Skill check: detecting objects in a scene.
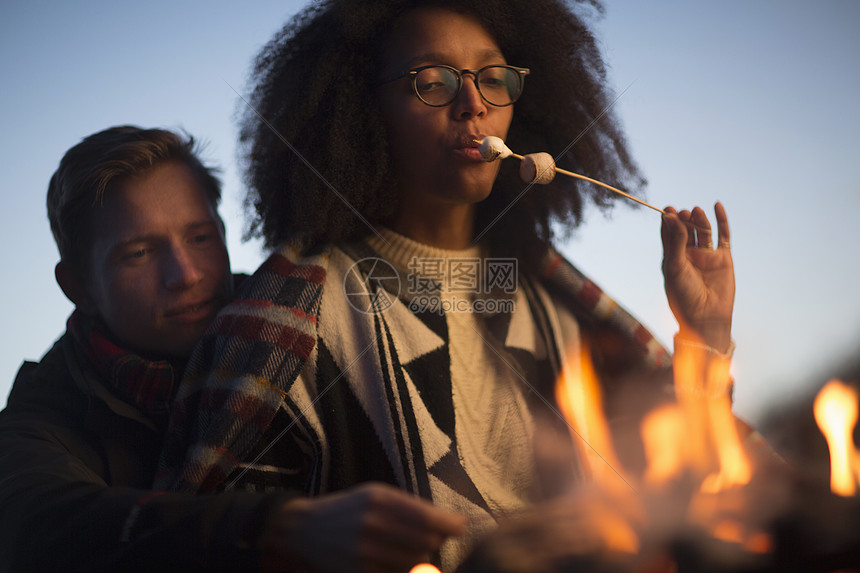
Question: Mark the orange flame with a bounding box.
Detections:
[813,379,860,497]
[641,404,686,487]
[670,338,760,553]
[554,341,640,553]
[555,341,628,487]
[554,336,774,560]
[587,501,641,554]
[639,336,766,553]
[671,339,713,474]
[409,565,441,573]
[700,358,751,492]
[670,338,750,491]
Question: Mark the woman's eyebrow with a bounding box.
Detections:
[401,48,506,69]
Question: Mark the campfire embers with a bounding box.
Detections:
[424,346,860,572]
[541,339,860,572]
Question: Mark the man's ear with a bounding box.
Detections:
[55,261,97,314]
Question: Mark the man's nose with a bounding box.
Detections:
[163,245,203,290]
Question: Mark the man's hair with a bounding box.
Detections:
[47,125,222,268]
[240,0,645,264]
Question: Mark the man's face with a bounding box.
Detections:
[81,160,231,360]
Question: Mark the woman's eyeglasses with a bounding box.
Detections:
[379,64,530,107]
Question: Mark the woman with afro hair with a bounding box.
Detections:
[156,0,737,570]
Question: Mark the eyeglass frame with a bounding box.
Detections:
[378,64,531,107]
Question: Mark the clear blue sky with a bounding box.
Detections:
[2,1,859,426]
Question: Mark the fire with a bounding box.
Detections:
[813,379,860,497]
[641,404,686,487]
[409,565,441,573]
[552,335,767,563]
[670,339,757,548]
[671,337,751,489]
[549,335,860,568]
[586,500,641,554]
[554,341,640,553]
[700,359,752,492]
[555,341,628,486]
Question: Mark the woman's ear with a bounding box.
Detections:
[55,261,97,314]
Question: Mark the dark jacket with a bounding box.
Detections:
[0,332,294,572]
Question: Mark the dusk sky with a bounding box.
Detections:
[2,0,858,427]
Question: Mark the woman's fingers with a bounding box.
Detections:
[677,209,695,249]
[715,201,731,249]
[690,207,712,249]
[666,204,730,251]
[660,207,686,275]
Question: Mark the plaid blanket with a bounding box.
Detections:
[154,242,669,493]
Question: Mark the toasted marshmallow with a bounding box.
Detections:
[478,136,512,162]
[519,152,556,184]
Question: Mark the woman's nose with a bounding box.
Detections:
[452,73,488,120]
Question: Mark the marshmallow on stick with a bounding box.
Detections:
[476,137,665,215]
[519,152,556,185]
[479,135,513,161]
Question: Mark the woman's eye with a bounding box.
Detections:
[480,77,507,90]
[418,81,445,92]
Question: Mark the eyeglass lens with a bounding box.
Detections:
[414,66,521,106]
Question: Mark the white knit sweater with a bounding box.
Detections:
[368,228,545,566]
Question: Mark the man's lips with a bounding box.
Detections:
[164,299,215,320]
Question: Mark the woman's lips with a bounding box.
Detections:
[452,134,487,162]
[453,147,485,161]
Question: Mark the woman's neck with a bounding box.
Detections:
[391,198,476,250]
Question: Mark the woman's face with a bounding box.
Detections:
[378,7,514,211]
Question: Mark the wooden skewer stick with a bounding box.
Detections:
[507,151,665,215]
[477,139,716,236]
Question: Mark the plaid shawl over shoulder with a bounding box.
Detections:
[155,245,327,492]
[155,244,669,493]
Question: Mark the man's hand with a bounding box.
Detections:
[261,482,467,573]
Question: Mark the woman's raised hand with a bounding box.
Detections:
[660,202,735,352]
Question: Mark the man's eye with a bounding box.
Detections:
[191,233,214,245]
[124,248,149,261]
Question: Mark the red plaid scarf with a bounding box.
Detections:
[69,311,179,424]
